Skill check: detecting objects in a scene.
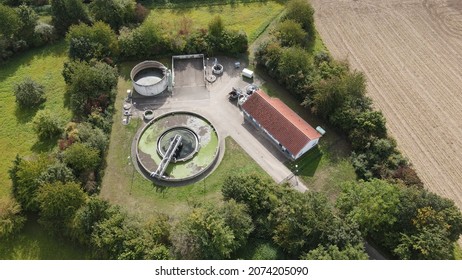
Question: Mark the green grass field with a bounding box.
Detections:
[0,216,89,260]
[148,1,285,43]
[0,41,71,199]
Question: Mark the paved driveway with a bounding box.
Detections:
[136,57,308,192]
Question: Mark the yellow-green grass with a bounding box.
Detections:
[0,216,89,260]
[258,69,356,202]
[149,1,285,43]
[0,41,71,199]
[100,63,271,219]
[455,244,462,260]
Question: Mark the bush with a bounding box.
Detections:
[16,4,38,45]
[63,142,100,174]
[32,109,64,140]
[50,0,90,36]
[284,0,315,44]
[89,0,136,31]
[63,60,118,116]
[76,122,108,155]
[33,23,55,47]
[14,77,46,108]
[273,19,307,47]
[0,197,26,240]
[67,21,119,61]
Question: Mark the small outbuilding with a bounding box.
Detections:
[241,89,322,160]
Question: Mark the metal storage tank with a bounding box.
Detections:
[130,61,169,96]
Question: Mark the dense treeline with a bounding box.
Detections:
[254,0,462,258]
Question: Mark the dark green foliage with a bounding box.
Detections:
[90,207,171,260]
[351,138,406,179]
[14,77,46,108]
[89,0,136,31]
[16,4,38,45]
[0,4,21,40]
[32,109,64,140]
[67,21,119,61]
[337,179,462,259]
[0,197,26,240]
[274,19,307,47]
[37,162,76,186]
[63,60,118,116]
[172,200,253,259]
[75,122,108,155]
[36,181,87,235]
[302,244,368,260]
[284,0,315,44]
[50,0,90,36]
[271,191,337,257]
[208,15,224,37]
[71,196,112,245]
[222,174,287,238]
[10,155,52,212]
[336,179,401,236]
[63,142,100,174]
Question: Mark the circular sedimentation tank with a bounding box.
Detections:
[131,61,168,96]
[136,111,220,182]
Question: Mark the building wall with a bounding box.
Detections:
[295,138,319,160]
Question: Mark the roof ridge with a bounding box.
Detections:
[257,90,317,140]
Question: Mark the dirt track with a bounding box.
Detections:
[311,0,462,209]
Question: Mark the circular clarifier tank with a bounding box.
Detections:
[136,112,220,182]
[131,61,168,96]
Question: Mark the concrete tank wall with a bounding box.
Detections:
[131,61,168,96]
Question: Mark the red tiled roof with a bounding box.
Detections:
[242,89,321,156]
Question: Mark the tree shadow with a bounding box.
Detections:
[14,104,44,124]
[31,138,58,153]
[287,146,323,177]
[0,41,67,84]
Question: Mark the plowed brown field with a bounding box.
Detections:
[311,0,462,209]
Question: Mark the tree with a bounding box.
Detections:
[10,154,52,212]
[32,109,64,140]
[72,196,112,245]
[37,161,76,185]
[274,19,307,47]
[284,0,315,44]
[63,142,100,174]
[277,46,314,96]
[63,61,118,116]
[76,122,108,155]
[14,77,46,108]
[0,197,26,239]
[336,179,401,236]
[67,21,119,61]
[90,207,171,260]
[172,201,253,260]
[16,4,38,45]
[302,244,368,260]
[0,4,21,40]
[222,174,288,238]
[36,181,87,235]
[89,0,136,31]
[208,15,224,38]
[50,0,90,36]
[271,191,337,257]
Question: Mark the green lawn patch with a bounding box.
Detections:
[0,216,89,260]
[455,243,462,260]
[147,1,285,43]
[0,41,71,199]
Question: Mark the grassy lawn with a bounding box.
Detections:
[0,41,71,199]
[148,1,285,43]
[258,69,356,201]
[0,216,89,260]
[455,244,462,260]
[101,63,271,218]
